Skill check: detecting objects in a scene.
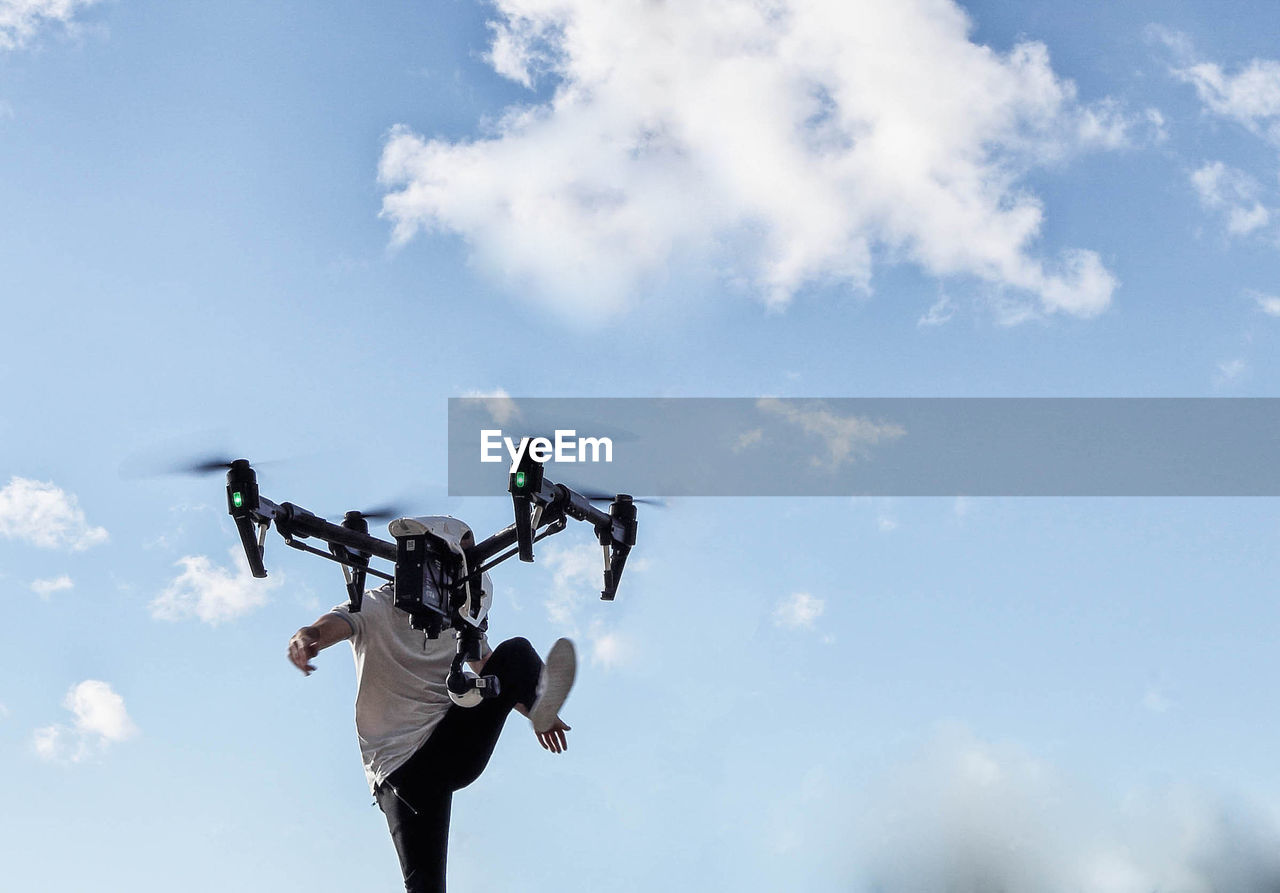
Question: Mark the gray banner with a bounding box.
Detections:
[447,398,1280,496]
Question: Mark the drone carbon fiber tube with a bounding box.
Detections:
[275,504,398,563]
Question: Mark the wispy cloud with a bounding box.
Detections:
[1216,356,1247,386]
[757,398,905,469]
[32,679,137,763]
[1142,686,1174,714]
[587,619,632,669]
[0,477,108,550]
[539,541,635,667]
[1173,55,1280,138]
[460,388,522,425]
[1249,289,1280,316]
[30,574,73,598]
[851,495,900,533]
[1143,107,1169,143]
[733,428,764,453]
[845,726,1280,892]
[917,294,956,327]
[1160,31,1280,241]
[772,591,824,630]
[1190,161,1271,236]
[150,547,280,625]
[0,0,99,51]
[380,0,1125,323]
[540,541,602,630]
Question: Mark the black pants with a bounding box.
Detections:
[374,637,543,893]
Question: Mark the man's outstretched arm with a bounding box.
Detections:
[287,613,353,675]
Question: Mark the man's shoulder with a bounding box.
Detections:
[328,584,393,633]
[355,583,394,617]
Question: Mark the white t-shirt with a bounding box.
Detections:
[328,583,490,791]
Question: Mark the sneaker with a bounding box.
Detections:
[529,638,576,733]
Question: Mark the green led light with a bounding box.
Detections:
[232,491,243,508]
[514,472,526,488]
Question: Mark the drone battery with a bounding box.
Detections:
[393,533,452,620]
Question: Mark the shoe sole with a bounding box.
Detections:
[529,638,576,733]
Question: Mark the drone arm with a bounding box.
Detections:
[556,485,611,527]
[483,475,637,599]
[470,489,575,567]
[547,481,637,599]
[274,503,397,563]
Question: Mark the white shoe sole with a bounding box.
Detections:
[529,638,576,733]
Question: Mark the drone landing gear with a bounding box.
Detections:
[332,511,372,613]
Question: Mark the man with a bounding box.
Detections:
[286,515,576,893]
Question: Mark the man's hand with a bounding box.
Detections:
[535,717,571,754]
[288,628,320,675]
[285,615,353,676]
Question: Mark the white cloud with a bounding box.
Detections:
[587,619,632,669]
[1190,161,1240,206]
[1175,57,1280,136]
[1142,687,1173,714]
[1149,25,1195,62]
[844,726,1280,893]
[1216,357,1247,385]
[758,398,906,469]
[1144,107,1169,143]
[1191,161,1271,237]
[539,542,636,667]
[460,388,522,425]
[1074,98,1132,150]
[917,294,956,327]
[30,574,73,598]
[733,428,764,452]
[1164,36,1280,242]
[0,0,99,51]
[380,0,1123,322]
[1229,203,1271,236]
[150,547,280,625]
[0,477,108,550]
[1250,290,1280,316]
[772,591,824,629]
[33,679,137,763]
[540,540,603,629]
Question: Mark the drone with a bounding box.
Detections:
[212,446,639,707]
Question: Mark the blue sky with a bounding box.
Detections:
[4,0,1280,889]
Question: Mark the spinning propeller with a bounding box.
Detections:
[330,504,409,524]
[578,490,665,507]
